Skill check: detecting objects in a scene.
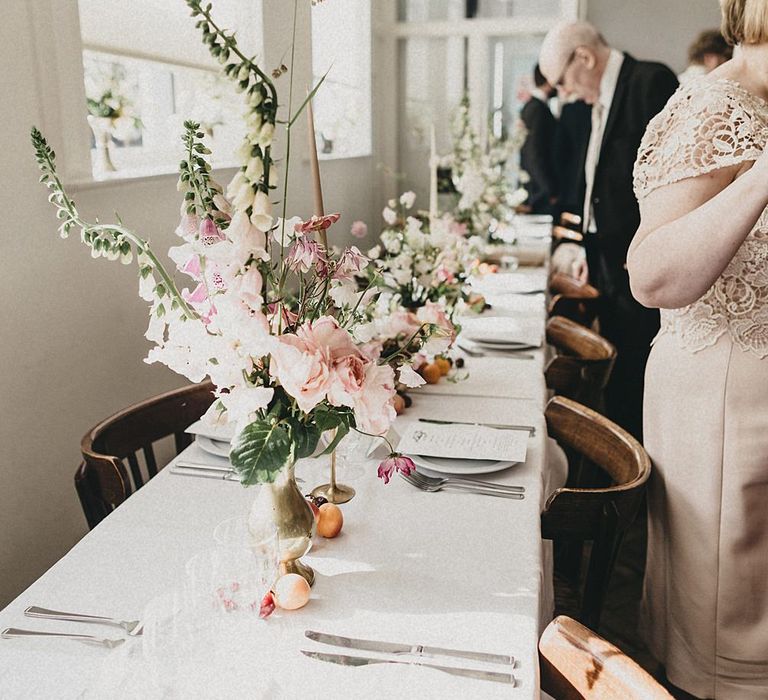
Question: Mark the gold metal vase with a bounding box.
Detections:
[247,460,316,586]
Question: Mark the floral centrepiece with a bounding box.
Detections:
[31,0,422,487]
[448,95,528,243]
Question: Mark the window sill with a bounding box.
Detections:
[67,162,239,192]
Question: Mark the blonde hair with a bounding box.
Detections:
[721,0,768,45]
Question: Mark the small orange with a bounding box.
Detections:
[434,357,451,376]
[420,363,442,384]
[393,393,406,415]
[317,503,344,538]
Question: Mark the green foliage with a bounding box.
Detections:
[230,419,294,486]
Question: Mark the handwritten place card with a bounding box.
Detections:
[396,421,529,462]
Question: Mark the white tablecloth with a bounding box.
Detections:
[0,268,566,699]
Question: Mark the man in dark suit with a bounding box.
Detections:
[553,99,591,218]
[540,21,678,440]
[520,65,558,215]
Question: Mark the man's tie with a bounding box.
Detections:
[582,102,605,234]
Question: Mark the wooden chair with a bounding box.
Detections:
[545,316,616,412]
[540,615,672,700]
[543,397,651,630]
[559,212,583,231]
[548,272,600,328]
[75,381,215,529]
[552,225,584,244]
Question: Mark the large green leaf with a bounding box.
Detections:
[289,419,321,460]
[230,420,293,486]
[318,421,350,456]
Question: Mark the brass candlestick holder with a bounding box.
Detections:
[311,448,355,504]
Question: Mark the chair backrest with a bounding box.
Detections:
[545,316,616,411]
[542,397,651,628]
[539,615,673,700]
[76,381,215,528]
[548,273,600,328]
[559,212,582,231]
[552,225,584,244]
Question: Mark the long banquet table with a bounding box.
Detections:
[0,224,566,698]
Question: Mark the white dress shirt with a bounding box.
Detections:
[583,49,625,233]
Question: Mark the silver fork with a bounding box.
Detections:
[401,473,524,499]
[24,606,143,636]
[2,627,125,649]
[412,471,525,495]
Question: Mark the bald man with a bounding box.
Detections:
[540,22,677,440]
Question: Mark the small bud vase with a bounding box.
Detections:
[247,460,316,586]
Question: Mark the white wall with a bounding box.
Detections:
[0,0,377,608]
[587,0,723,74]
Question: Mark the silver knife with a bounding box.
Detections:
[175,461,234,473]
[305,630,514,666]
[169,467,240,481]
[418,417,535,436]
[300,650,515,684]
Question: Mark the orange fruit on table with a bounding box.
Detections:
[434,357,451,376]
[393,393,406,415]
[317,503,344,538]
[273,573,310,610]
[420,363,442,384]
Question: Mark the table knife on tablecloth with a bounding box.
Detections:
[300,650,515,684]
[305,630,514,665]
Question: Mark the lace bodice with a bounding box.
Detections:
[634,77,768,357]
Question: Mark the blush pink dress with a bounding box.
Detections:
[633,77,768,699]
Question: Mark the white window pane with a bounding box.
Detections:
[78,1,261,179]
[476,0,560,18]
[311,0,372,160]
[83,50,244,177]
[398,0,465,22]
[398,37,466,202]
[487,35,543,141]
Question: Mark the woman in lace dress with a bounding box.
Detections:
[627,2,768,698]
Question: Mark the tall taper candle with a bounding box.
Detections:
[307,94,327,248]
[429,123,438,225]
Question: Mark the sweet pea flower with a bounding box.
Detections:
[377,453,415,484]
[399,191,416,208]
[382,206,398,226]
[353,362,396,435]
[350,220,367,238]
[295,213,341,235]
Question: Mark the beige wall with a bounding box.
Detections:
[587,0,723,74]
[0,0,376,608]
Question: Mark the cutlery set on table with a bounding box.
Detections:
[302,630,518,685]
[2,606,143,648]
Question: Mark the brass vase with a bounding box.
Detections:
[247,460,316,586]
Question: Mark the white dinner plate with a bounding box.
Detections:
[409,453,518,476]
[466,337,540,350]
[196,435,231,459]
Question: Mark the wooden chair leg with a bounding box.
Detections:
[582,519,624,629]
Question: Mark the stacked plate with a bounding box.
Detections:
[410,454,518,476]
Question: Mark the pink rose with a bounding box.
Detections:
[350,220,368,238]
[297,316,360,362]
[269,334,331,413]
[352,362,396,435]
[327,354,368,408]
[386,310,422,339]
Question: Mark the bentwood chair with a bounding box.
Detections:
[539,615,672,700]
[545,316,616,412]
[542,397,651,630]
[75,381,215,529]
[548,272,600,328]
[559,212,583,231]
